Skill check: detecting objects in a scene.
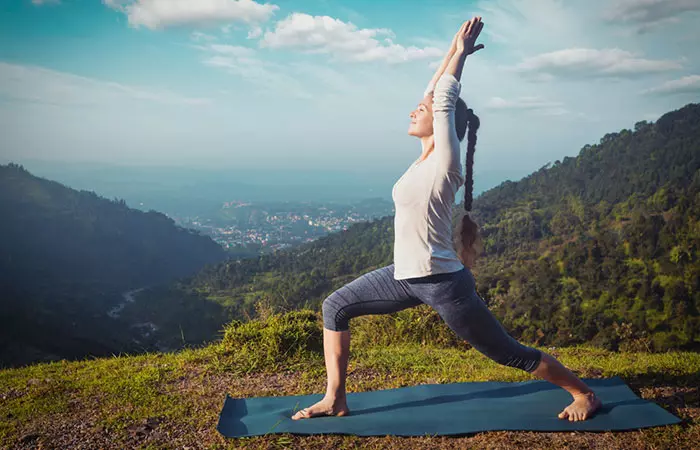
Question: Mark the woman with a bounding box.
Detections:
[292,17,601,422]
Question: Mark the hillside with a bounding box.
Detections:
[473,105,699,222]
[0,310,698,448]
[469,104,699,352]
[166,103,699,353]
[0,163,229,368]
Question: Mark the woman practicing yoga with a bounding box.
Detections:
[292,17,602,422]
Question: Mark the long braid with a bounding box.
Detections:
[463,108,479,211]
[455,106,482,269]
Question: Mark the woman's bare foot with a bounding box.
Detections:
[291,396,350,420]
[558,391,602,421]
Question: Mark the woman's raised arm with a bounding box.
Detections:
[431,17,485,174]
[425,18,485,97]
[445,17,484,83]
[423,30,459,97]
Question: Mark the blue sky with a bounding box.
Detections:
[1,0,699,179]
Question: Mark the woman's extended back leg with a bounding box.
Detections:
[407,267,601,421]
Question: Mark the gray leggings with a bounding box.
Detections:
[322,263,542,373]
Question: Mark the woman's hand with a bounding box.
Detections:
[448,26,460,55]
[445,17,485,81]
[455,17,485,56]
[426,16,485,94]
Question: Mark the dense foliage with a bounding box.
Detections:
[0,164,228,367]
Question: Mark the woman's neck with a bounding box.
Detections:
[419,134,435,162]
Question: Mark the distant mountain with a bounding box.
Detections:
[13,160,525,218]
[0,163,228,367]
[472,104,699,225]
[177,103,700,353]
[14,161,403,216]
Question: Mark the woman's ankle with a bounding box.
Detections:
[572,389,596,398]
[325,389,347,401]
[532,352,594,397]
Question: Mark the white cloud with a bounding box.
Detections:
[604,0,700,33]
[411,37,450,49]
[247,25,262,39]
[260,13,442,64]
[644,74,700,95]
[0,62,210,107]
[475,0,588,48]
[191,31,217,42]
[486,96,562,110]
[206,44,255,57]
[287,62,360,96]
[514,48,682,79]
[485,96,567,115]
[103,0,278,30]
[196,44,311,99]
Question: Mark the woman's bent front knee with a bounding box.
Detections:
[322,293,350,332]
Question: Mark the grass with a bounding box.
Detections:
[1,309,698,449]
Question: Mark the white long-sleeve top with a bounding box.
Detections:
[391,73,465,280]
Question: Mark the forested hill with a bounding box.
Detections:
[472,103,699,224]
[0,163,228,367]
[465,103,699,352]
[0,163,227,291]
[183,102,699,352]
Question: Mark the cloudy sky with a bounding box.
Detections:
[1,0,699,178]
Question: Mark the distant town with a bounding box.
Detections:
[167,198,395,255]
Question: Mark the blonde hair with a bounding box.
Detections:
[454,209,483,269]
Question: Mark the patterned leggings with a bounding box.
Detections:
[322,263,542,373]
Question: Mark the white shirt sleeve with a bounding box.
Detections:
[423,80,436,98]
[431,73,462,174]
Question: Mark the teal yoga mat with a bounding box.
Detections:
[216,376,681,438]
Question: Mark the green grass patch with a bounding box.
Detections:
[1,310,698,448]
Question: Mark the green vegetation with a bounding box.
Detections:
[1,310,698,448]
[0,163,228,367]
[470,105,700,352]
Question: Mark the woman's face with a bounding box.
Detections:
[408,93,433,138]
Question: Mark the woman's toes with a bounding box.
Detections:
[291,398,349,420]
[293,408,312,420]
